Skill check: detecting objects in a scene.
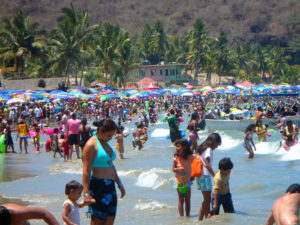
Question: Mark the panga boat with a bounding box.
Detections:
[205,115,300,131]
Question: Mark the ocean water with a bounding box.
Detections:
[0,116,299,225]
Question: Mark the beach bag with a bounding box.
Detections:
[191,157,203,177]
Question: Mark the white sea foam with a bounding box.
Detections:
[118,169,141,177]
[134,200,173,211]
[276,143,300,161]
[49,161,82,175]
[151,128,170,138]
[135,168,171,189]
[218,133,243,151]
[254,141,280,155]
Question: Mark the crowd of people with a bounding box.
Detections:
[0,93,299,224]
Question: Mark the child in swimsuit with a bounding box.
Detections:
[62,180,87,225]
[243,124,256,159]
[283,135,296,151]
[115,126,129,159]
[132,123,143,150]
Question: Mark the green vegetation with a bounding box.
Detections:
[0,5,299,88]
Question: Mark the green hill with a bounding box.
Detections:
[0,0,299,45]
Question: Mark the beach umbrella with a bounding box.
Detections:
[130,96,138,100]
[203,86,212,90]
[99,90,112,95]
[216,89,225,94]
[178,88,189,93]
[181,92,193,97]
[145,82,160,90]
[186,84,195,90]
[100,95,110,100]
[137,92,150,98]
[193,91,202,96]
[7,98,25,104]
[107,94,119,98]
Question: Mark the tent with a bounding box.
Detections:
[137,77,157,88]
[145,82,160,89]
[241,81,255,87]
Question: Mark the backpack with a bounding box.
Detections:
[191,157,203,178]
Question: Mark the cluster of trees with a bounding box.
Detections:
[0,5,299,88]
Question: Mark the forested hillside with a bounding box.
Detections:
[0,0,299,45]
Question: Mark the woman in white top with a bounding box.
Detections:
[195,133,222,221]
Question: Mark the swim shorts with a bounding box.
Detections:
[196,175,212,191]
[88,177,117,220]
[68,134,79,145]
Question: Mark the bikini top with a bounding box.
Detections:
[92,136,116,168]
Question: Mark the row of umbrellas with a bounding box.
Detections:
[1,83,299,104]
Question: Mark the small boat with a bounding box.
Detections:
[205,116,300,131]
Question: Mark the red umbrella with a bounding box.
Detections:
[146,82,160,89]
[193,91,202,96]
[99,90,111,95]
[186,84,195,90]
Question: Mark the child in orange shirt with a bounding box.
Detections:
[172,139,195,217]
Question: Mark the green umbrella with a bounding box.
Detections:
[100,95,110,100]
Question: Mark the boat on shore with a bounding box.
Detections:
[205,115,300,130]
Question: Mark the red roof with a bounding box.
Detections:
[137,77,157,87]
[241,81,255,87]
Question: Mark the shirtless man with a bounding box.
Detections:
[0,203,59,225]
[266,183,300,225]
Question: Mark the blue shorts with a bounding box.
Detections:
[88,177,117,220]
[196,175,212,191]
[19,136,28,139]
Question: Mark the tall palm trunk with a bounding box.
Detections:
[219,73,223,84]
[123,71,128,91]
[80,68,84,86]
[75,66,78,86]
[194,63,199,85]
[65,57,70,88]
[104,64,108,85]
[109,67,113,87]
[206,71,212,85]
[109,68,113,87]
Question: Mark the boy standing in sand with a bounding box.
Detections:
[210,157,234,216]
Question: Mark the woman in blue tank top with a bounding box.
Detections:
[82,118,125,225]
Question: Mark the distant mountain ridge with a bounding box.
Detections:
[1,0,299,45]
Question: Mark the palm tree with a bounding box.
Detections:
[202,39,217,85]
[0,10,43,76]
[215,31,234,84]
[117,33,140,90]
[136,24,156,63]
[253,45,271,81]
[149,20,169,63]
[94,23,125,87]
[50,4,96,87]
[186,19,208,82]
[269,46,291,81]
[25,36,54,78]
[278,65,299,84]
[234,44,255,80]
